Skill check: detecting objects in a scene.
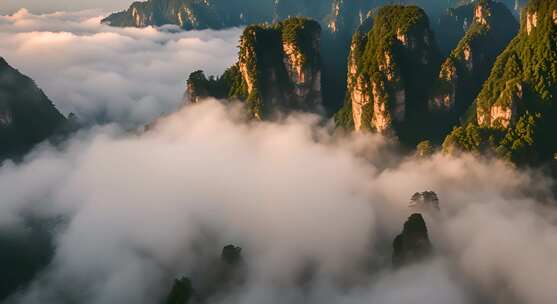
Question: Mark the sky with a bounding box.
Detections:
[1,0,132,15]
[1,2,557,304]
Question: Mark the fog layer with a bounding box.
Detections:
[1,100,555,304]
[0,9,241,126]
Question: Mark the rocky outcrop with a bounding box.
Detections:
[184,18,323,119]
[477,80,522,128]
[409,191,440,211]
[443,0,557,164]
[393,213,433,267]
[526,11,538,35]
[102,0,273,30]
[430,0,518,134]
[282,35,322,105]
[165,277,193,304]
[0,57,67,159]
[474,0,556,130]
[338,5,440,143]
[239,18,323,118]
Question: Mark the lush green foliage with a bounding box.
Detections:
[187,66,246,102]
[476,1,557,113]
[444,0,557,165]
[336,5,440,145]
[103,0,275,29]
[190,17,321,119]
[416,140,435,158]
[281,17,321,67]
[430,0,518,138]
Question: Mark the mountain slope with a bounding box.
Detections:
[335,5,441,145]
[0,57,67,158]
[102,0,274,30]
[429,0,518,138]
[443,0,557,164]
[184,17,323,119]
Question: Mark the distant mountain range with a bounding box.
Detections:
[102,0,526,31]
[3,0,554,167]
[184,0,557,166]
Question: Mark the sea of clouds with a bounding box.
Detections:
[1,8,557,304]
[0,9,241,126]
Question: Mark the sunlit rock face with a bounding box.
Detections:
[443,0,557,163]
[340,5,439,143]
[238,18,323,118]
[474,0,557,131]
[477,82,522,129]
[183,18,323,119]
[282,31,323,106]
[430,0,518,132]
[526,11,538,34]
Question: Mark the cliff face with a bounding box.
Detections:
[336,5,440,144]
[430,0,518,119]
[0,58,67,158]
[185,18,323,119]
[474,0,556,129]
[443,0,557,164]
[238,18,324,118]
[102,0,274,30]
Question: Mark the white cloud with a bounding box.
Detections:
[1,7,556,304]
[1,100,556,304]
[0,0,132,15]
[0,9,241,126]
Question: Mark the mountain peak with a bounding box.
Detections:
[0,58,67,159]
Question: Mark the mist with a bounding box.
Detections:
[1,6,557,304]
[0,99,555,304]
[0,9,241,126]
[0,0,132,15]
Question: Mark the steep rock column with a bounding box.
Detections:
[342,6,439,137]
[281,18,323,110]
[392,213,433,267]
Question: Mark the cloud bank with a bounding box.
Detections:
[1,0,132,15]
[0,9,241,126]
[1,100,556,304]
[1,7,556,304]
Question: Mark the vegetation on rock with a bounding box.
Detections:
[186,17,323,119]
[429,0,519,140]
[444,0,557,165]
[335,5,440,145]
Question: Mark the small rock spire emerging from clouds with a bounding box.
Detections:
[392,213,433,267]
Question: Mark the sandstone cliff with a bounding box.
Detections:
[430,0,518,121]
[443,0,557,164]
[474,0,556,129]
[336,5,440,145]
[185,18,323,119]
